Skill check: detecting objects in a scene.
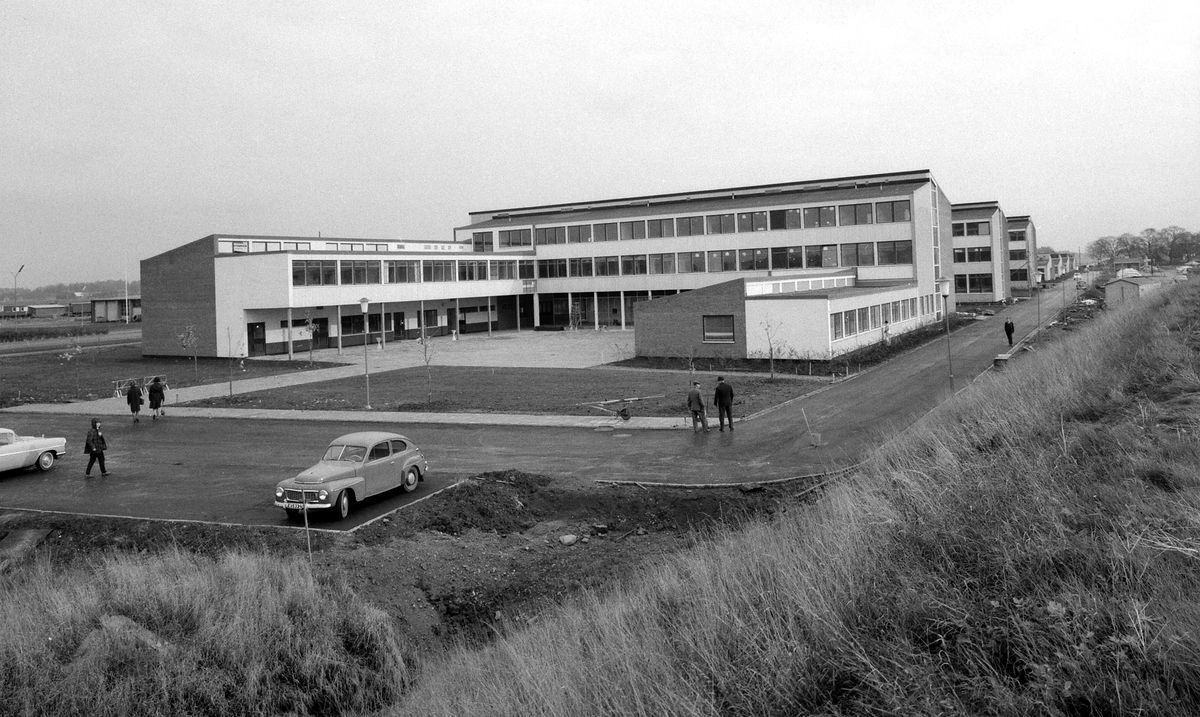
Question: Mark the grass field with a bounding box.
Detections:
[0,344,339,408]
[183,364,825,417]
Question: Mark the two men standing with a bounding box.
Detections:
[687,377,736,433]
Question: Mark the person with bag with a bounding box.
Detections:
[84,418,110,477]
[686,381,710,433]
[148,376,168,419]
[126,379,143,422]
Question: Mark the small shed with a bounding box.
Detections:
[1104,277,1158,309]
[27,304,67,318]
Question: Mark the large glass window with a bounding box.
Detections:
[877,241,913,265]
[953,248,967,262]
[1011,268,1029,281]
[840,242,875,267]
[490,260,517,280]
[739,248,769,271]
[518,260,535,279]
[386,260,420,283]
[706,214,736,234]
[619,221,646,241]
[676,216,706,236]
[875,200,912,223]
[737,211,768,232]
[769,209,802,230]
[537,259,567,278]
[594,223,619,242]
[567,225,592,243]
[647,218,674,238]
[838,203,873,226]
[677,251,706,273]
[1009,249,1027,260]
[967,247,992,262]
[458,260,488,281]
[803,206,837,228]
[702,315,735,343]
[595,256,620,276]
[569,257,593,277]
[340,260,381,285]
[499,229,531,247]
[953,221,991,237]
[649,253,676,274]
[621,254,648,275]
[472,231,493,252]
[805,244,838,267]
[707,250,737,272]
[535,226,566,245]
[831,313,844,340]
[1008,230,1026,242]
[422,260,456,282]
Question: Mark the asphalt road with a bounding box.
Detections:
[0,284,1076,532]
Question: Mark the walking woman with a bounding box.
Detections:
[84,418,110,477]
[126,379,143,422]
[148,376,168,419]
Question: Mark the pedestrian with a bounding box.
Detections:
[84,418,110,477]
[126,379,144,422]
[686,381,710,433]
[1004,319,1015,347]
[148,376,168,419]
[714,375,735,432]
[882,320,891,346]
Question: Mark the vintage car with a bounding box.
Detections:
[274,431,427,520]
[0,428,67,473]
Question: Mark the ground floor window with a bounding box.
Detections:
[702,315,735,343]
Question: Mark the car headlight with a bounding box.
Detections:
[318,489,328,501]
[275,487,284,499]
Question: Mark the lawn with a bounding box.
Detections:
[184,365,826,417]
[0,344,340,408]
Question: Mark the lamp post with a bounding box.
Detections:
[11,264,23,295]
[359,297,372,409]
[938,278,954,394]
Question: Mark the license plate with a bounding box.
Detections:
[284,502,306,510]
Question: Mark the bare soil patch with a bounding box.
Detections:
[183,365,824,417]
[0,471,799,655]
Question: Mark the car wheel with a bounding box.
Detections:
[401,468,419,493]
[35,451,56,471]
[334,490,352,519]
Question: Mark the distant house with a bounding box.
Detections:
[91,296,142,322]
[950,201,1010,304]
[1006,216,1038,293]
[1105,277,1158,309]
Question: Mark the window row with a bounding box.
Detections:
[952,221,991,237]
[830,297,923,340]
[471,200,913,251]
[952,246,993,263]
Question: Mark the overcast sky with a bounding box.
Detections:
[3,1,1198,288]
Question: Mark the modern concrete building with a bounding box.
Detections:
[1006,215,1038,292]
[950,202,1010,304]
[141,169,956,359]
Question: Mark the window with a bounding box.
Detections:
[649,253,676,274]
[472,231,493,252]
[499,229,531,247]
[953,248,967,262]
[737,211,768,232]
[621,255,648,275]
[386,260,420,283]
[706,214,736,234]
[769,246,804,270]
[739,248,769,271]
[840,242,875,267]
[967,247,992,262]
[292,262,305,286]
[647,218,674,238]
[954,221,991,237]
[593,222,619,242]
[805,244,838,267]
[340,260,381,285]
[831,313,844,340]
[567,225,592,243]
[490,260,517,280]
[458,260,488,281]
[876,200,912,223]
[707,250,737,272]
[677,251,706,273]
[1009,249,1027,260]
[1008,230,1026,242]
[535,226,566,245]
[844,309,857,336]
[282,242,310,251]
[518,260,535,279]
[877,241,913,265]
[569,257,593,277]
[857,308,870,332]
[838,203,873,226]
[422,260,455,282]
[803,206,837,228]
[769,209,802,230]
[955,273,995,294]
[676,216,706,236]
[619,221,646,241]
[369,443,390,461]
[1011,268,1028,281]
[341,314,365,335]
[595,256,620,276]
[703,315,735,343]
[537,259,567,278]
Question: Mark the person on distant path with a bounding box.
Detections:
[687,381,710,433]
[714,376,735,432]
[882,320,891,346]
[148,376,168,419]
[1004,319,1015,347]
[126,379,143,422]
[84,418,110,477]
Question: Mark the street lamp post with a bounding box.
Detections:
[359,297,372,409]
[11,264,23,295]
[939,278,954,394]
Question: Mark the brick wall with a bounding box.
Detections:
[140,237,218,357]
[634,280,747,360]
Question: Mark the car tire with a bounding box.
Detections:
[35,451,55,471]
[334,490,352,519]
[402,468,419,493]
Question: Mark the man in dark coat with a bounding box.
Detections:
[84,418,110,477]
[686,381,709,433]
[714,376,735,432]
[1004,319,1015,347]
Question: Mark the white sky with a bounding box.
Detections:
[3,0,1198,288]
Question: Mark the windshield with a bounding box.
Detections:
[322,444,366,462]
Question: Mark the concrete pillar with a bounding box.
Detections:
[619,290,626,329]
[286,307,293,360]
[593,291,600,329]
[533,293,541,328]
[487,295,493,337]
[380,302,386,350]
[455,297,461,338]
[336,305,342,355]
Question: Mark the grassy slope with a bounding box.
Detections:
[393,283,1200,716]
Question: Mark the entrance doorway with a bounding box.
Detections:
[247,322,266,356]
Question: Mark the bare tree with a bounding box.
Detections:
[420,323,436,406]
[177,324,199,380]
[224,326,246,397]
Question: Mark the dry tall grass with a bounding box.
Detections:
[395,283,1200,716]
[0,549,409,716]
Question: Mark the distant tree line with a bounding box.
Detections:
[1086,227,1198,266]
[1,279,140,305]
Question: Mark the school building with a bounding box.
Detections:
[141,169,963,359]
